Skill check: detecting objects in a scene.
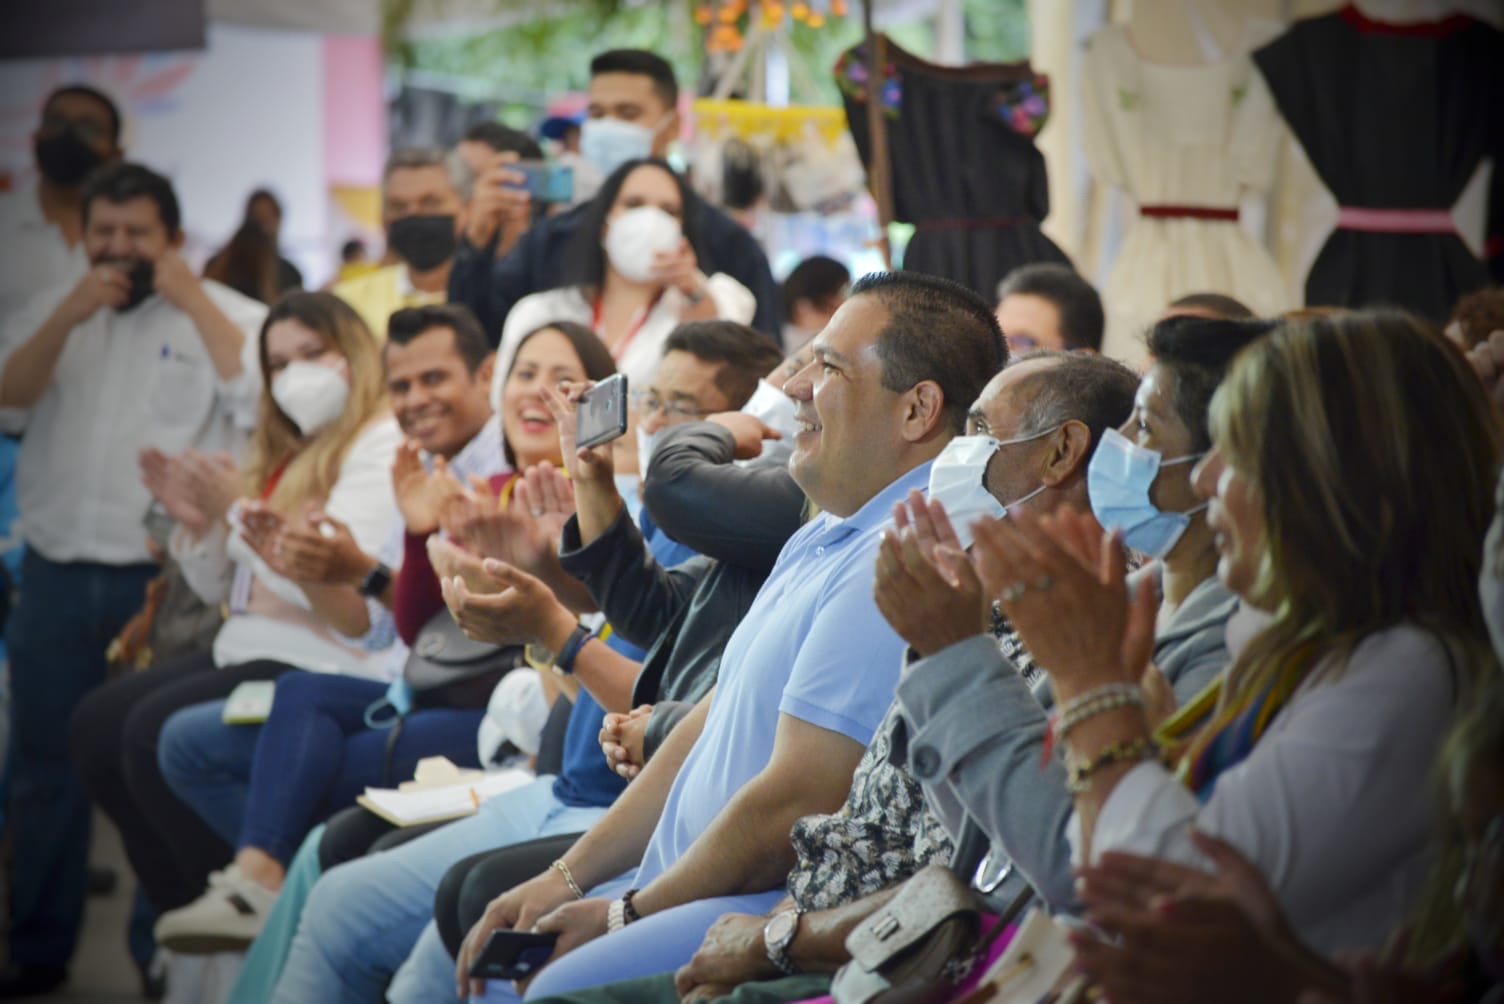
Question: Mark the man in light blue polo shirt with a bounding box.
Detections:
[433,271,1007,1004]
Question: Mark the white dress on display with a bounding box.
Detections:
[1082,23,1292,364]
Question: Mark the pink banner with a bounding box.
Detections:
[322,34,385,188]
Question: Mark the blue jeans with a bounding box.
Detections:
[160,672,484,864]
[513,891,781,1002]
[271,777,608,1004]
[4,550,154,967]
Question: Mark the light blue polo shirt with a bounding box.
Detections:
[634,460,933,885]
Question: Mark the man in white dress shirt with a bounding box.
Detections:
[0,161,266,996]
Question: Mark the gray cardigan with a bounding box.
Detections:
[895,568,1238,910]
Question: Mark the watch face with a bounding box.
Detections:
[766,910,796,947]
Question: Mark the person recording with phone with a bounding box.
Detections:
[0,161,266,996]
[454,122,549,266]
[447,49,780,343]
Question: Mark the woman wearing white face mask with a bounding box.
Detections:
[490,158,757,415]
[70,292,402,940]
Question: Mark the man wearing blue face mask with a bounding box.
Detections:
[448,50,781,345]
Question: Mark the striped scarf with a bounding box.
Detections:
[1155,645,1314,802]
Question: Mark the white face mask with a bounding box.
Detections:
[272,360,350,436]
[740,378,799,444]
[603,205,683,284]
[580,116,664,177]
[928,426,1060,548]
[614,473,643,520]
[636,424,659,476]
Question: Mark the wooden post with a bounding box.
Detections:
[862,2,894,269]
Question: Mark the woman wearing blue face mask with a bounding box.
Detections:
[1087,315,1277,629]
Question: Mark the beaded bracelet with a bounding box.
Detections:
[607,888,642,932]
[1065,737,1159,794]
[1056,683,1141,722]
[550,859,584,900]
[1057,690,1144,744]
[1043,683,1144,765]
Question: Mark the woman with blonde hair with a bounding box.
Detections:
[969,309,1499,956]
[70,290,402,950]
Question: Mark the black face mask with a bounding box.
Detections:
[111,259,156,312]
[35,130,106,187]
[387,214,457,272]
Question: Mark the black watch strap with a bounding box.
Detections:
[553,623,593,675]
[357,561,393,598]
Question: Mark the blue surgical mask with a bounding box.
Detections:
[929,427,1057,547]
[580,116,663,177]
[1087,428,1207,559]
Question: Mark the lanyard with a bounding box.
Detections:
[591,292,662,363]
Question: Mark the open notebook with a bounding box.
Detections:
[357,757,535,828]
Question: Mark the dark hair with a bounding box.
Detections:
[462,121,545,160]
[203,222,279,303]
[246,188,282,219]
[663,320,784,409]
[44,84,122,145]
[590,49,679,110]
[782,255,850,323]
[996,263,1104,352]
[501,321,616,466]
[340,238,366,262]
[1147,314,1277,452]
[563,158,702,292]
[386,303,491,374]
[1448,286,1504,350]
[1167,291,1256,321]
[850,271,1008,435]
[81,161,181,236]
[1006,351,1140,455]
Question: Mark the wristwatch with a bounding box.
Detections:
[552,623,594,675]
[356,561,392,598]
[763,908,802,975]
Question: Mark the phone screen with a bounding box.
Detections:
[469,929,559,981]
[513,161,574,203]
[576,373,628,449]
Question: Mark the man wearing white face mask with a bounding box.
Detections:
[0,162,263,994]
[448,49,781,345]
[881,319,1265,923]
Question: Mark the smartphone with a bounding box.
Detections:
[508,160,574,203]
[468,929,559,981]
[576,373,629,449]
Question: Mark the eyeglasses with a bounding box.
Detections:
[631,390,714,420]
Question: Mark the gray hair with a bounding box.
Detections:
[1008,351,1139,454]
[382,146,473,202]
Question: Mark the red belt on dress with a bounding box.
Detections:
[1139,205,1239,221]
[1335,206,1454,234]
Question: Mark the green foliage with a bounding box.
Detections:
[386,0,1030,111]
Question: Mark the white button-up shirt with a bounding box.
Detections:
[0,279,266,566]
[0,182,89,324]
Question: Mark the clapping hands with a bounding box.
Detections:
[140,448,240,536]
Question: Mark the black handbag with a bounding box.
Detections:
[403,608,526,710]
